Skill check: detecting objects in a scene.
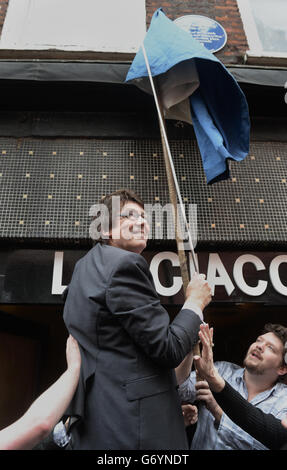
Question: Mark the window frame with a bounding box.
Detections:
[237,0,287,59]
[0,0,146,55]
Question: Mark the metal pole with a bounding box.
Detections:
[141,42,199,279]
[141,43,202,368]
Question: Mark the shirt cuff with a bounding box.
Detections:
[53,421,71,448]
[178,376,196,402]
[182,299,203,321]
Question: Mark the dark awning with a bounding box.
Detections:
[0,61,129,83]
[0,60,286,87]
[227,66,287,87]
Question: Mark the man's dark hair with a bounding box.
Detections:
[263,324,287,378]
[89,188,144,244]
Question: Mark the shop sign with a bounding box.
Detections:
[0,249,287,305]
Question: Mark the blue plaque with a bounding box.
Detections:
[174,15,227,53]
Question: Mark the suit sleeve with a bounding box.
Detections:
[105,253,202,368]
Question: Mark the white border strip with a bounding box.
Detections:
[237,0,287,59]
[237,0,262,54]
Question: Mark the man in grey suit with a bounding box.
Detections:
[63,189,212,450]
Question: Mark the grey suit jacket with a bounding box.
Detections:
[63,243,201,450]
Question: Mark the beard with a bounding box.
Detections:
[243,355,265,375]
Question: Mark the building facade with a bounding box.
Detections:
[0,0,286,434]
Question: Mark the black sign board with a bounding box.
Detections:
[0,249,287,305]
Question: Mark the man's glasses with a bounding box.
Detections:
[118,211,147,222]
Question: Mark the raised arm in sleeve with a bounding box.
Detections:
[106,253,202,368]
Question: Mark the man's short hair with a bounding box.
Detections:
[89,188,144,244]
[263,323,287,375]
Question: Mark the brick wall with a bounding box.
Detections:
[146,0,248,64]
[0,0,8,36]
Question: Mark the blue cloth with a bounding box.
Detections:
[179,361,287,450]
[126,8,250,184]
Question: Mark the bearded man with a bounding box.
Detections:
[176,323,287,450]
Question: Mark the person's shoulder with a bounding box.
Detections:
[116,248,149,272]
[95,244,148,270]
[102,247,150,287]
[274,381,287,398]
[272,382,287,411]
[85,243,131,260]
[215,361,242,376]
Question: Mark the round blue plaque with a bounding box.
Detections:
[174,15,227,53]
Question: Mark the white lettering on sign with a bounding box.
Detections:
[52,251,67,295]
[207,253,235,296]
[233,254,267,296]
[149,251,182,296]
[269,255,287,296]
[51,251,287,298]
